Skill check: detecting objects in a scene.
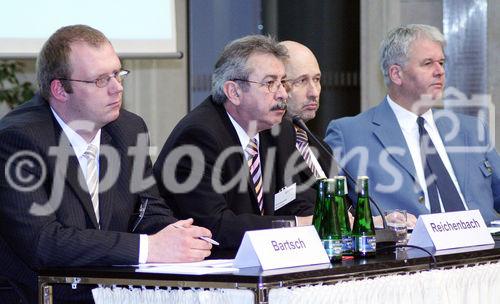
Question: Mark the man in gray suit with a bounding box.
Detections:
[325,24,499,225]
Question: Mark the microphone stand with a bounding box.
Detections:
[291,116,397,246]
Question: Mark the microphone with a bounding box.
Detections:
[291,115,397,247]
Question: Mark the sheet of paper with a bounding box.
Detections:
[117,259,238,275]
[136,259,234,268]
[136,265,238,275]
[113,259,234,268]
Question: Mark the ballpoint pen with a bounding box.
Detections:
[131,198,149,233]
[172,224,220,246]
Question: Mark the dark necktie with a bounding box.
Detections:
[417,116,465,213]
[245,138,264,215]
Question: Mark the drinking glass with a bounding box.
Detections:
[384,209,408,246]
[272,219,296,228]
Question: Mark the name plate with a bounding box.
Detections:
[233,226,330,270]
[408,210,494,251]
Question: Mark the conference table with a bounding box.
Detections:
[38,239,500,304]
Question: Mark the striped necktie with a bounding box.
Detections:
[245,138,264,214]
[296,128,323,179]
[83,144,100,224]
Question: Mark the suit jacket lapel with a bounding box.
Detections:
[43,100,100,228]
[214,104,262,214]
[97,129,114,230]
[58,136,100,229]
[259,130,276,215]
[372,99,418,181]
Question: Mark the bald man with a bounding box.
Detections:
[281,41,322,122]
[280,41,335,185]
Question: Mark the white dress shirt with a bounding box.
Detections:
[227,112,303,224]
[51,108,148,263]
[387,96,467,212]
[227,112,260,159]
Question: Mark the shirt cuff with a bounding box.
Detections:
[138,234,149,264]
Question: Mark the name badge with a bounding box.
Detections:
[408,210,494,251]
[233,226,330,270]
[274,183,296,210]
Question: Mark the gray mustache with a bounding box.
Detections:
[271,100,287,111]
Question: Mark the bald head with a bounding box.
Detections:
[280,41,319,75]
[279,41,321,122]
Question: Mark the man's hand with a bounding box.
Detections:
[406,213,417,229]
[147,218,212,263]
[296,215,313,226]
[373,213,418,229]
[373,215,384,228]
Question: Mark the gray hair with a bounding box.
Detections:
[211,35,288,104]
[379,24,445,86]
[37,25,110,100]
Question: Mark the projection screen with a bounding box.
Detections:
[0,0,178,58]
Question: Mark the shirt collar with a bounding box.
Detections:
[226,111,259,148]
[50,107,101,158]
[387,95,435,132]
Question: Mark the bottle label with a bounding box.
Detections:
[354,236,376,253]
[322,239,342,259]
[341,235,353,253]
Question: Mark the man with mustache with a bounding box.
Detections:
[325,24,499,225]
[154,35,315,249]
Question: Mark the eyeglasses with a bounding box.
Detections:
[56,69,130,88]
[232,78,287,93]
[286,75,321,89]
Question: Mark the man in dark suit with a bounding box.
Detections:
[0,25,211,303]
[325,24,499,225]
[153,35,315,249]
[280,41,336,180]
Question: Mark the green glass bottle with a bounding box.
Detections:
[312,179,327,229]
[352,176,376,257]
[334,176,353,255]
[313,178,342,262]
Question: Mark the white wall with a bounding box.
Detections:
[123,0,188,159]
[7,0,188,160]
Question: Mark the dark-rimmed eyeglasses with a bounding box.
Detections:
[56,69,130,88]
[232,78,286,93]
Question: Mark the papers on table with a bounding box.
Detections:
[134,259,238,275]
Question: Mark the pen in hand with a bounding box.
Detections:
[131,198,149,233]
[172,223,220,246]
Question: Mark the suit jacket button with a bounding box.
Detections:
[418,196,425,204]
